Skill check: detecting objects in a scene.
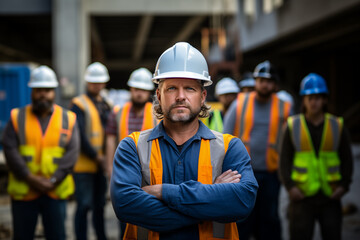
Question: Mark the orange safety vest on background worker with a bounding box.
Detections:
[113,102,156,142]
[8,104,76,200]
[234,92,291,172]
[72,94,104,173]
[122,130,239,240]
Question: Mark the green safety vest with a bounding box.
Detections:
[203,109,223,133]
[288,113,343,196]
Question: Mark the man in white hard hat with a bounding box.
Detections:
[239,72,255,93]
[2,65,79,240]
[105,67,157,178]
[110,42,258,239]
[203,77,239,132]
[71,62,112,240]
[223,61,292,240]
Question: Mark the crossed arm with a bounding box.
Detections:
[110,137,258,232]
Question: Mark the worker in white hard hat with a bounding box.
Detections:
[105,67,157,177]
[2,65,79,240]
[239,72,255,93]
[203,77,239,132]
[110,42,258,239]
[105,67,157,238]
[71,62,112,240]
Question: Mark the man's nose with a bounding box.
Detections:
[176,88,186,101]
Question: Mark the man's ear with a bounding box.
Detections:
[201,89,207,105]
[156,88,161,103]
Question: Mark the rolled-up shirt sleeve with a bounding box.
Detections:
[161,137,258,223]
[110,137,200,232]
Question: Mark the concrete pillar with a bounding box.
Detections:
[53,0,89,107]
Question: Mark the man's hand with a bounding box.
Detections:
[142,185,163,200]
[214,169,241,184]
[288,186,304,201]
[331,186,346,200]
[26,174,54,193]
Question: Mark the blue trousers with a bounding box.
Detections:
[11,195,66,240]
[237,171,282,240]
[74,171,108,240]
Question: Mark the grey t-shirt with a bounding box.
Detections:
[223,98,272,171]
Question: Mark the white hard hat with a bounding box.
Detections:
[127,68,154,91]
[28,65,58,88]
[85,62,110,83]
[152,42,212,86]
[239,78,255,88]
[277,90,294,105]
[215,77,239,96]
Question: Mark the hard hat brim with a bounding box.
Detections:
[152,71,212,86]
[85,75,109,83]
[127,81,154,91]
[28,82,58,88]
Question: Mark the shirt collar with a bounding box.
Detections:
[148,120,216,142]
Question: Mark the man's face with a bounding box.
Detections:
[87,82,106,96]
[157,78,206,123]
[218,93,237,110]
[31,88,55,112]
[303,94,327,115]
[241,87,255,93]
[130,87,151,108]
[255,77,276,98]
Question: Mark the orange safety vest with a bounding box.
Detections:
[113,102,156,142]
[234,92,291,172]
[122,129,239,240]
[8,104,76,200]
[72,94,104,173]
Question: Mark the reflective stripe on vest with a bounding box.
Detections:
[8,104,76,200]
[288,113,343,196]
[123,130,239,240]
[114,102,155,142]
[72,94,103,173]
[234,92,290,172]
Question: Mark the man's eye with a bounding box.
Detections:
[186,87,195,91]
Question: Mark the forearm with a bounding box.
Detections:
[162,179,257,222]
[2,122,30,179]
[162,139,258,222]
[279,126,296,191]
[110,138,200,232]
[338,128,353,191]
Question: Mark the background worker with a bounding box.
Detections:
[203,77,239,132]
[239,72,255,93]
[279,73,353,240]
[2,65,79,240]
[223,60,292,240]
[105,67,156,178]
[110,42,258,239]
[71,62,112,240]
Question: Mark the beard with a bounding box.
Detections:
[132,99,147,109]
[165,101,201,123]
[257,90,273,99]
[32,98,53,114]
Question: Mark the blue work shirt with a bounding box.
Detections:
[110,120,258,240]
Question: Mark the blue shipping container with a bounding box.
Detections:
[0,64,32,149]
